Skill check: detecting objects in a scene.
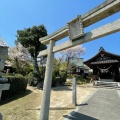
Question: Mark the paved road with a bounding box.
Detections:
[64,88,120,120]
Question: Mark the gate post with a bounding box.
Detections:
[39,40,55,120]
[72,77,77,106]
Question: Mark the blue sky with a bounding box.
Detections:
[0,0,120,61]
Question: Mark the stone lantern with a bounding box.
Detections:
[0,37,10,101]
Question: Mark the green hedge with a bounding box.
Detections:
[2,75,28,99]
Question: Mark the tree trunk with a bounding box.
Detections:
[33,57,40,74]
[65,59,70,78]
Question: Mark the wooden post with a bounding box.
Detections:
[40,40,55,120]
[72,77,77,106]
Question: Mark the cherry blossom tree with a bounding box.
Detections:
[9,42,30,62]
[8,42,31,74]
[57,45,86,72]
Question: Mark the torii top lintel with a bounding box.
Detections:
[39,0,120,45]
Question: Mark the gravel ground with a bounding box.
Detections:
[38,84,96,120]
[0,84,96,120]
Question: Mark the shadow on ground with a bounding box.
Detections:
[77,103,88,107]
[52,86,72,91]
[0,89,32,105]
[63,112,98,120]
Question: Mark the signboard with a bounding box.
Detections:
[68,15,84,40]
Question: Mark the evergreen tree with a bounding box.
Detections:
[15,25,47,74]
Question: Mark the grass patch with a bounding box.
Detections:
[0,89,39,120]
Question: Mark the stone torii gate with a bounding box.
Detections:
[39,0,120,120]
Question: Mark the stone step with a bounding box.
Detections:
[93,81,120,87]
[97,81,119,86]
[100,79,114,82]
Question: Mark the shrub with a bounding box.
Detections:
[26,71,41,86]
[52,69,68,87]
[12,61,34,76]
[2,75,28,99]
[60,71,67,83]
[67,74,72,79]
[76,76,87,84]
[52,76,60,87]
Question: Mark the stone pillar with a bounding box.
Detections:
[40,40,55,120]
[72,77,77,106]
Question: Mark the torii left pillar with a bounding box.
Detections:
[39,40,55,120]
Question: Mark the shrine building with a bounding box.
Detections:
[84,47,120,81]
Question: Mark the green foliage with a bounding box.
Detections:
[27,71,41,86]
[2,75,28,99]
[52,68,67,87]
[16,25,47,58]
[15,24,47,73]
[12,61,33,76]
[76,76,87,84]
[39,66,45,79]
[67,74,72,79]
[59,71,67,83]
[53,67,59,77]
[6,56,13,62]
[52,67,59,87]
[52,76,61,87]
[59,62,67,71]
[3,73,22,78]
[22,63,33,75]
